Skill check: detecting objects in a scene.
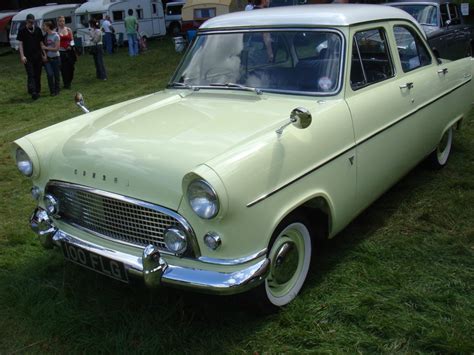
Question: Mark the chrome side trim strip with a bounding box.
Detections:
[198,248,267,266]
[246,145,355,207]
[46,180,201,257]
[247,78,472,207]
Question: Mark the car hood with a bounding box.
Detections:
[46,90,304,210]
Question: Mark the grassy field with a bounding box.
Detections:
[1,40,473,354]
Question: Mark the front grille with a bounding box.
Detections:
[47,182,188,252]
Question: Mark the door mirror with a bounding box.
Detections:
[74,92,90,113]
[290,107,312,129]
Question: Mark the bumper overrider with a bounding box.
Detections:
[30,207,270,295]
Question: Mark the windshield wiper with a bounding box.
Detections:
[168,82,200,91]
[209,82,263,95]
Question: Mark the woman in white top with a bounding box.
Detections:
[89,19,107,80]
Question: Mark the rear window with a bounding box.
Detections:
[167,4,183,16]
[194,8,216,20]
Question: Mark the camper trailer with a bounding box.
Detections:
[75,0,166,47]
[0,11,17,45]
[9,4,79,50]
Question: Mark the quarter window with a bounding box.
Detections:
[350,28,394,90]
[394,26,432,72]
[112,11,124,21]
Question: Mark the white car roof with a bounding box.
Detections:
[201,4,420,30]
[12,4,79,21]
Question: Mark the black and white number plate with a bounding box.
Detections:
[61,242,129,283]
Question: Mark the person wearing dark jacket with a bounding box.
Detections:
[18,13,43,100]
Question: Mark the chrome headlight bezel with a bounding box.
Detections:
[15,147,34,177]
[187,179,220,219]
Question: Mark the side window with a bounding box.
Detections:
[112,11,124,21]
[350,28,394,90]
[152,3,157,14]
[394,26,432,72]
[441,4,449,26]
[448,4,460,25]
[136,9,144,19]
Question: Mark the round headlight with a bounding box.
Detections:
[16,148,33,177]
[164,228,188,255]
[187,179,219,219]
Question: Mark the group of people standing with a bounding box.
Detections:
[18,8,142,100]
[18,13,77,100]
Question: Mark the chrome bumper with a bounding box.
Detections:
[30,208,270,295]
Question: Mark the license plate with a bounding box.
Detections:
[61,242,129,283]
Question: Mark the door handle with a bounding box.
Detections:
[437,68,448,75]
[399,82,414,90]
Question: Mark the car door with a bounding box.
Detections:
[345,24,419,212]
[437,3,458,60]
[393,22,472,142]
[345,22,448,213]
[446,3,471,58]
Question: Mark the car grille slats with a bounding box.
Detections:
[47,184,180,250]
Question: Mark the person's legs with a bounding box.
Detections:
[51,57,61,94]
[105,32,113,54]
[133,34,139,56]
[96,46,107,80]
[93,52,100,78]
[127,34,134,56]
[44,61,55,95]
[32,59,42,95]
[24,60,36,96]
[60,51,70,88]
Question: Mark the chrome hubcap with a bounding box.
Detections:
[272,241,299,285]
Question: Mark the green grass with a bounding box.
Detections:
[1,39,474,353]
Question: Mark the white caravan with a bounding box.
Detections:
[75,0,166,47]
[9,4,79,50]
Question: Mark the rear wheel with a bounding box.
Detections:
[428,126,453,169]
[250,213,313,311]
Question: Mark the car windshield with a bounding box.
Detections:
[392,4,438,26]
[171,30,343,95]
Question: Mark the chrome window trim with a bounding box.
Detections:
[46,180,201,258]
[198,248,267,266]
[169,27,346,97]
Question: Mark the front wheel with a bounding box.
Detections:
[250,214,313,311]
[428,126,453,169]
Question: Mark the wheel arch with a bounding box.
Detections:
[270,192,334,244]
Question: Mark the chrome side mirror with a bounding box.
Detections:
[75,92,90,113]
[276,107,312,135]
[290,107,312,129]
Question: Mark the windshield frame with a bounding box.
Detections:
[168,27,346,97]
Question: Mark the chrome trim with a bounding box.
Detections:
[203,232,222,250]
[46,180,201,258]
[52,229,270,295]
[246,78,472,207]
[30,207,57,249]
[170,28,346,98]
[198,248,267,265]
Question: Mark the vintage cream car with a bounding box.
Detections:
[13,5,474,308]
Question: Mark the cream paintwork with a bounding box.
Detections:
[14,7,474,278]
